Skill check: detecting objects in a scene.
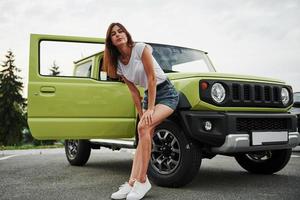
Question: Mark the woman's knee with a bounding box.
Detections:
[137,121,145,133]
[137,122,152,139]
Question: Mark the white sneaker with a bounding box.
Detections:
[126,177,152,200]
[111,182,132,199]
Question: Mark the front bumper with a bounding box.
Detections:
[211,132,299,153]
[179,111,298,151]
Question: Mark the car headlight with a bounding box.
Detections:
[211,83,226,103]
[281,88,290,105]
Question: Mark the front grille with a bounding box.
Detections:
[264,86,271,101]
[236,118,288,132]
[232,84,281,104]
[199,80,293,108]
[244,85,250,100]
[273,87,280,102]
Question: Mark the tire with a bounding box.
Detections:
[234,149,292,174]
[65,139,91,166]
[148,120,202,187]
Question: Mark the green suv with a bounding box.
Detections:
[28,34,299,187]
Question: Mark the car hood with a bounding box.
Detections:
[167,72,285,85]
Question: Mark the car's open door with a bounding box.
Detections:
[28,34,137,139]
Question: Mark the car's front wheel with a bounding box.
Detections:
[234,149,292,174]
[65,139,91,166]
[148,120,202,187]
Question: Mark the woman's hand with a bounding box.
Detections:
[138,111,144,120]
[141,109,154,125]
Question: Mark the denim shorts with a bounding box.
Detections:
[142,78,179,110]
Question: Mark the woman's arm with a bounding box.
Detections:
[121,75,144,119]
[141,46,157,125]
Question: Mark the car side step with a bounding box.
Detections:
[89,139,136,150]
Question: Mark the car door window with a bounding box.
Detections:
[40,41,104,77]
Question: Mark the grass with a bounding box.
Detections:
[0,143,64,150]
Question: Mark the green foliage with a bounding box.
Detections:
[49,60,61,76]
[0,50,27,145]
[0,51,57,147]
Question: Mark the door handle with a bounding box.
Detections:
[40,86,56,93]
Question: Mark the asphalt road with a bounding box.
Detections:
[1,148,300,200]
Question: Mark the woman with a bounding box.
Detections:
[104,23,179,200]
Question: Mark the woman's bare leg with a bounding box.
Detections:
[128,109,147,186]
[136,104,175,182]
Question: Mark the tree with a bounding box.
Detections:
[0,50,26,145]
[49,61,60,76]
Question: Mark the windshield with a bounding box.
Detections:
[150,43,216,73]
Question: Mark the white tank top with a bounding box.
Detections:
[117,42,167,89]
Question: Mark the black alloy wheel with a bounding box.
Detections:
[65,139,91,166]
[148,120,202,188]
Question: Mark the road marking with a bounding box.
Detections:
[292,155,300,158]
[0,155,18,161]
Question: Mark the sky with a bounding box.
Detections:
[0,0,300,97]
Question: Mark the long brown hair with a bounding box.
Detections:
[103,22,134,78]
